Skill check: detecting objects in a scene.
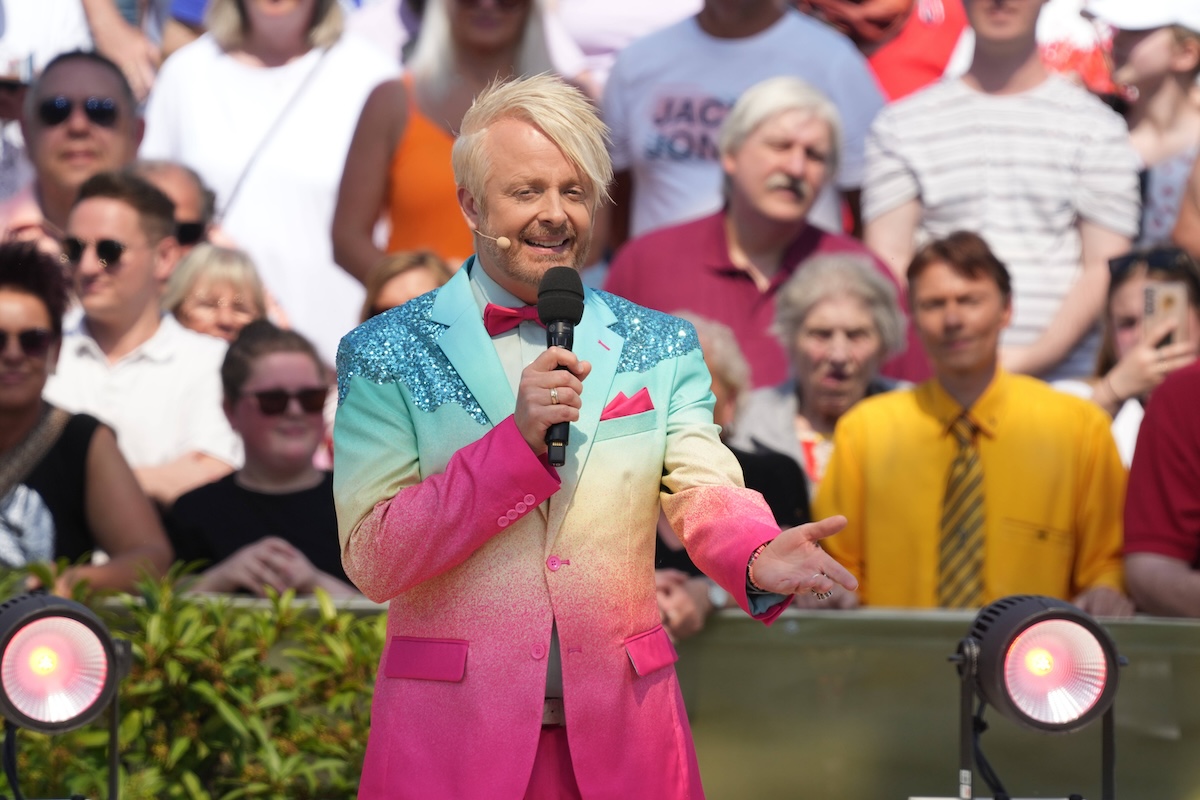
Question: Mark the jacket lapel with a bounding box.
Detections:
[430,265,514,428]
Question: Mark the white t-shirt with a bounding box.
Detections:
[43,315,244,470]
[602,9,885,238]
[865,75,1141,381]
[139,33,399,364]
[555,0,701,94]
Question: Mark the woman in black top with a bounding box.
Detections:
[169,320,356,597]
[0,242,172,592]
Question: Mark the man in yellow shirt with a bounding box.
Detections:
[815,231,1132,615]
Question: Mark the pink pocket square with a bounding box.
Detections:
[600,387,655,421]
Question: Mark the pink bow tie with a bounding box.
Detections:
[483,303,544,337]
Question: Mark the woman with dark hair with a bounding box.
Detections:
[168,320,356,596]
[0,242,172,592]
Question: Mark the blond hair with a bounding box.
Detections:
[206,0,344,52]
[162,243,267,319]
[452,74,612,209]
[361,249,453,322]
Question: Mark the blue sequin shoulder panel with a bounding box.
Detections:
[593,290,700,374]
[335,291,489,426]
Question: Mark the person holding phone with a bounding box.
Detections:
[1056,245,1200,465]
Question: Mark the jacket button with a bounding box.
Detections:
[497,516,509,528]
[547,556,561,571]
[506,509,519,520]
[515,501,528,513]
[523,494,536,506]
[531,643,546,659]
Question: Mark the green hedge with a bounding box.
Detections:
[0,564,385,799]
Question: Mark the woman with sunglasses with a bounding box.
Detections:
[167,319,356,597]
[1057,246,1200,465]
[0,242,172,592]
[332,0,573,283]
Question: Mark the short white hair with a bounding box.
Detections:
[718,76,843,174]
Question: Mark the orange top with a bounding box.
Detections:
[385,78,475,266]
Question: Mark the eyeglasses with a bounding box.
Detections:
[0,328,55,358]
[37,96,119,128]
[60,237,127,269]
[457,0,526,9]
[247,387,328,416]
[175,221,206,246]
[185,293,258,319]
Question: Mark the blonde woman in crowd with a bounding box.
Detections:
[163,244,266,343]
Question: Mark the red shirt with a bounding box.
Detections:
[603,212,930,388]
[1124,360,1200,566]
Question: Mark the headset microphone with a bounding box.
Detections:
[477,231,511,250]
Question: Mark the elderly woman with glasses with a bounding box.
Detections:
[139,0,399,367]
[0,242,171,593]
[167,319,356,597]
[1056,246,1200,465]
[728,252,907,505]
[163,244,267,342]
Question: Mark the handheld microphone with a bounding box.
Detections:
[537,267,585,467]
[476,231,511,250]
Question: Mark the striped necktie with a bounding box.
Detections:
[939,415,985,608]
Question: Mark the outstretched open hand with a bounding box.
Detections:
[751,516,859,598]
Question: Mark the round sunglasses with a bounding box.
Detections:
[60,237,127,269]
[37,96,119,128]
[0,328,55,358]
[246,388,328,416]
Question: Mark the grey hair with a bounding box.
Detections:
[406,0,556,103]
[774,253,906,359]
[672,310,751,404]
[718,76,843,175]
[162,243,267,319]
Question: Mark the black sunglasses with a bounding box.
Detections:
[175,221,206,247]
[0,328,55,358]
[60,237,127,269]
[249,387,328,416]
[37,96,119,128]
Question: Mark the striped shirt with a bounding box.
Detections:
[864,74,1140,380]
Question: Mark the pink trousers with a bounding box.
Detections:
[522,727,581,800]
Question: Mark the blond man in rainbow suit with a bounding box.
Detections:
[334,75,857,800]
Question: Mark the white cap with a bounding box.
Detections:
[1084,0,1200,32]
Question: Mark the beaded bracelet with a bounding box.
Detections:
[747,541,771,593]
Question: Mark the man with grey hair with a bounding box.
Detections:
[606,75,928,388]
[334,73,858,799]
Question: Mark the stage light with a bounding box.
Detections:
[0,593,130,800]
[950,595,1123,800]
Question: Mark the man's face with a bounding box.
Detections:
[963,0,1046,48]
[911,261,1011,380]
[23,60,141,196]
[459,117,595,303]
[66,197,168,327]
[722,109,832,227]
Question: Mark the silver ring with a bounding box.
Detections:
[812,589,833,601]
[550,387,559,405]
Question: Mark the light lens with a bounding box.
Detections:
[1004,618,1108,726]
[1,617,109,725]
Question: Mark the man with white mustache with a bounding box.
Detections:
[606,76,929,389]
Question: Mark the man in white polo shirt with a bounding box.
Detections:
[44,170,241,506]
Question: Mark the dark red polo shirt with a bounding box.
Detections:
[604,211,929,388]
[1125,360,1200,565]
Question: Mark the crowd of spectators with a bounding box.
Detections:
[0,0,1198,643]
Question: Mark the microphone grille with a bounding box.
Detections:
[537,267,585,325]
